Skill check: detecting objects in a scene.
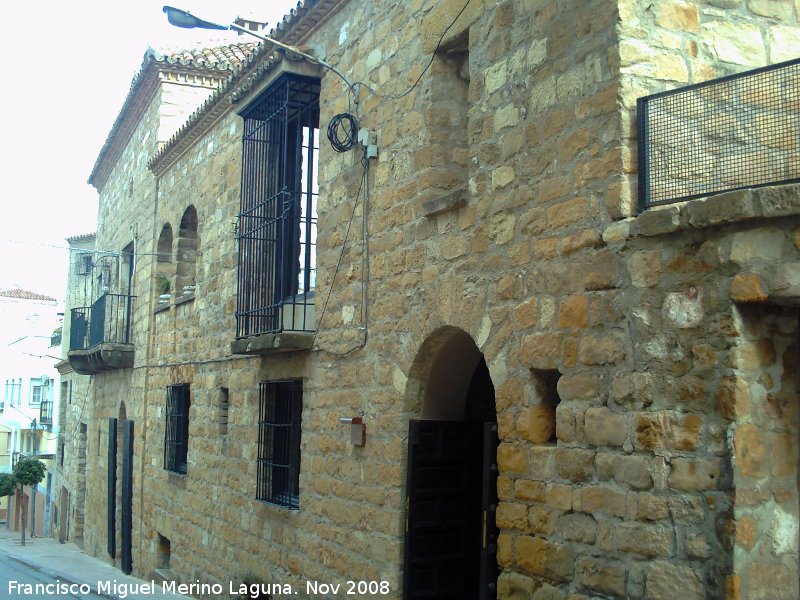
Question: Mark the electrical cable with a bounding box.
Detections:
[327,113,360,153]
[353,0,473,102]
[311,163,367,353]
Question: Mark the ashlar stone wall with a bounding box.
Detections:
[77,0,800,598]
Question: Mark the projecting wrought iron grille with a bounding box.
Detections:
[257,380,302,509]
[236,73,320,338]
[164,384,190,474]
[638,57,800,210]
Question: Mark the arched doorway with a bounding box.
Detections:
[403,328,499,599]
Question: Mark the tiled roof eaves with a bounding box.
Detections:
[65,232,96,243]
[88,47,253,191]
[0,289,57,302]
[148,0,348,176]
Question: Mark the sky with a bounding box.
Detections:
[0,0,299,301]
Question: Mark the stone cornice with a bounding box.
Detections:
[148,0,349,177]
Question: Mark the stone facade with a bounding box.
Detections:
[69,1,800,598]
[54,233,95,546]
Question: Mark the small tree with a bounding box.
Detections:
[0,472,15,498]
[13,458,45,546]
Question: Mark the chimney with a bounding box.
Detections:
[233,16,268,36]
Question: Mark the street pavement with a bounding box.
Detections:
[0,526,192,600]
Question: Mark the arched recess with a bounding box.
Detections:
[403,326,499,600]
[175,206,198,297]
[156,224,173,303]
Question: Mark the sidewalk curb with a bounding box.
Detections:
[4,551,119,599]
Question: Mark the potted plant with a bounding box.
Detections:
[156,273,171,301]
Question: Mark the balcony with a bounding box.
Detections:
[637,58,800,210]
[39,400,53,428]
[67,293,136,375]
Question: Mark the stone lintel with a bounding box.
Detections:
[631,183,800,240]
[67,344,135,375]
[421,0,485,54]
[230,331,315,355]
[422,188,467,218]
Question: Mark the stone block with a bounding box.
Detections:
[556,513,597,544]
[685,189,759,228]
[497,501,528,530]
[668,457,720,491]
[557,295,589,329]
[662,288,704,329]
[584,407,627,447]
[577,485,627,517]
[498,443,528,475]
[634,411,703,451]
[514,479,545,502]
[421,0,484,53]
[547,197,587,229]
[646,561,703,600]
[557,373,597,402]
[758,184,800,218]
[628,250,661,288]
[532,584,564,600]
[528,505,557,535]
[555,447,595,482]
[515,536,574,582]
[578,330,626,365]
[518,404,556,443]
[634,205,682,237]
[729,273,768,303]
[521,333,563,369]
[701,21,766,67]
[596,454,652,490]
[546,483,573,511]
[746,562,800,600]
[614,522,674,557]
[561,229,604,255]
[771,262,800,300]
[576,556,626,597]
[656,1,699,32]
[734,423,767,478]
[728,228,784,265]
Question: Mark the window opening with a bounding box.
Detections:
[236,73,320,337]
[257,380,302,508]
[164,384,190,474]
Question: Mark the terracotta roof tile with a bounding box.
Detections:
[0,289,57,302]
[149,0,347,174]
[88,41,259,189]
[65,232,96,243]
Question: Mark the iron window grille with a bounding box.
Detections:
[257,380,302,509]
[164,384,190,474]
[236,73,320,338]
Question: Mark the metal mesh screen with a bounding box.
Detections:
[638,58,800,209]
[257,380,302,509]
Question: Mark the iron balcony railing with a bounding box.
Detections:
[39,400,53,426]
[69,293,135,350]
[638,57,800,210]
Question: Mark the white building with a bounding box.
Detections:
[0,289,61,535]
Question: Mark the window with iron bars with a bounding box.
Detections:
[164,384,190,474]
[236,73,320,338]
[257,380,302,509]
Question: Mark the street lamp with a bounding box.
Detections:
[162,6,355,92]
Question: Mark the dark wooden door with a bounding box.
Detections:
[121,420,134,575]
[107,418,117,559]
[479,422,500,600]
[403,420,483,600]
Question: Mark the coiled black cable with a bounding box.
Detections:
[327,112,359,153]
